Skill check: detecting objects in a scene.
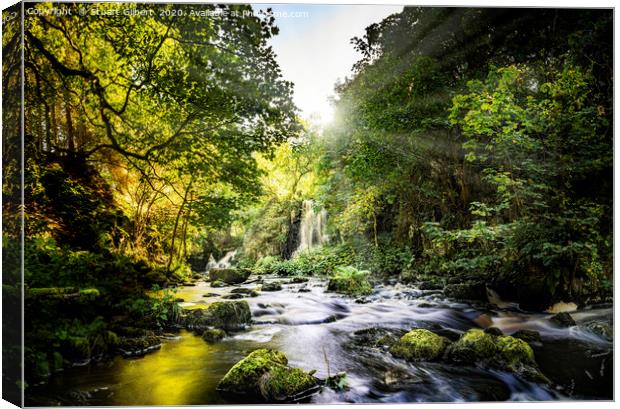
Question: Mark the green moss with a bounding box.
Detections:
[207,301,251,330]
[258,365,318,401]
[218,349,288,393]
[203,328,226,343]
[218,349,318,402]
[327,266,373,296]
[449,329,497,363]
[262,281,283,291]
[495,336,535,366]
[389,329,448,361]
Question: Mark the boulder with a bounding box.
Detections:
[182,301,251,331]
[202,328,226,343]
[327,269,373,296]
[389,329,448,361]
[117,335,161,358]
[448,329,496,364]
[217,349,319,402]
[512,329,542,344]
[448,329,547,383]
[444,282,487,301]
[262,282,283,292]
[550,312,576,327]
[209,268,251,284]
[484,327,504,336]
[289,277,309,284]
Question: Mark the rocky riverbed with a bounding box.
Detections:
[26,275,613,405]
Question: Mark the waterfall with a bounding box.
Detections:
[205,250,237,271]
[293,200,329,256]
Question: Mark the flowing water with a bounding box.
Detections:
[27,277,613,405]
[294,200,329,256]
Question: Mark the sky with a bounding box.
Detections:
[253,4,403,125]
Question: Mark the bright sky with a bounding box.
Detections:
[253,4,403,125]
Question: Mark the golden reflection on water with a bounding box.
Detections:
[111,331,230,405]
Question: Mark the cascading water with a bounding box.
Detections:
[294,200,329,256]
[205,250,237,271]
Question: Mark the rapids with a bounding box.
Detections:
[26,276,613,405]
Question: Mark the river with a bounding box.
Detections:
[27,276,613,405]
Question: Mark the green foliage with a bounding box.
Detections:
[327,266,373,296]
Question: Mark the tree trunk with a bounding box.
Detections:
[167,177,194,273]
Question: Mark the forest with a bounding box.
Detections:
[2,3,613,405]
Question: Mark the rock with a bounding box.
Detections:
[389,329,449,361]
[117,336,161,358]
[417,302,435,308]
[217,349,319,402]
[174,298,185,303]
[182,282,196,287]
[584,321,613,341]
[550,312,576,327]
[512,329,542,344]
[327,270,373,296]
[203,293,218,297]
[209,268,251,284]
[289,277,309,284]
[352,327,406,350]
[448,329,547,383]
[202,328,226,343]
[444,282,487,301]
[223,294,245,300]
[262,282,283,292]
[484,327,504,336]
[448,329,497,364]
[495,335,535,367]
[211,280,226,288]
[231,288,256,294]
[298,288,311,293]
[182,301,251,331]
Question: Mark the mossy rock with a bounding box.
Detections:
[258,365,318,402]
[230,288,256,294]
[262,282,283,292]
[209,268,251,284]
[211,280,226,288]
[203,328,226,343]
[495,336,535,366]
[217,349,318,402]
[448,329,496,364]
[327,270,373,296]
[183,301,251,330]
[289,277,309,284]
[117,335,161,358]
[389,329,448,361]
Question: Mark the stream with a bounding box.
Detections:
[27,276,613,405]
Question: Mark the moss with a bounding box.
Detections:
[327,267,373,296]
[218,349,288,393]
[389,329,448,361]
[262,281,283,291]
[218,349,318,402]
[209,268,251,284]
[203,328,226,343]
[258,365,318,401]
[449,329,496,363]
[211,280,226,288]
[495,336,535,367]
[207,301,251,330]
